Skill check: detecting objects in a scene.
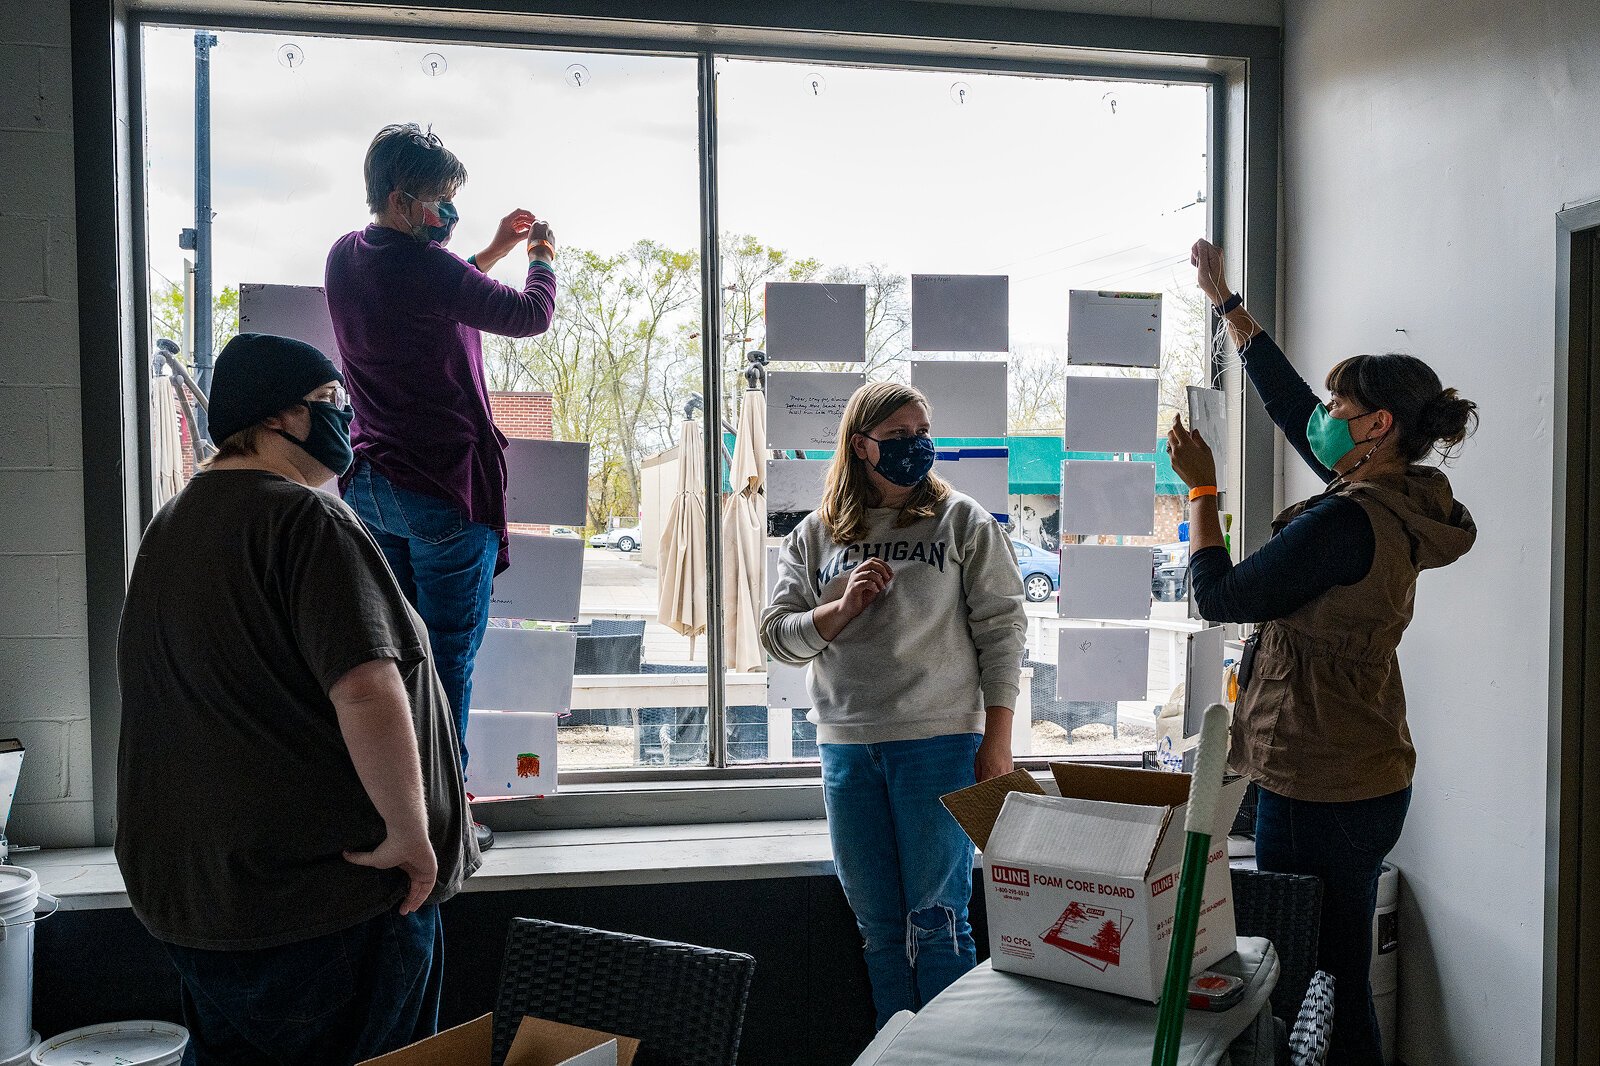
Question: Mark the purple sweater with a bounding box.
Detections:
[324,224,557,573]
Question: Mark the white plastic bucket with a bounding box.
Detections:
[30,1022,188,1066]
[0,867,56,1063]
[0,1034,39,1066]
[1372,862,1401,1064]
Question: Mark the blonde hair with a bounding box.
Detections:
[201,423,272,467]
[817,381,950,545]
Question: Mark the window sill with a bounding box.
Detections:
[17,761,1136,912]
[15,819,838,913]
[518,756,1141,832]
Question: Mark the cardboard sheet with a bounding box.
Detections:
[767,370,863,450]
[1067,290,1162,368]
[463,711,559,798]
[505,439,590,526]
[912,361,1008,437]
[1057,544,1154,620]
[1183,625,1227,738]
[766,458,831,512]
[764,282,867,363]
[766,659,812,708]
[361,1013,638,1066]
[1056,626,1150,702]
[471,628,577,713]
[911,274,1010,352]
[490,533,585,622]
[934,448,1009,519]
[1059,460,1156,536]
[238,282,342,366]
[1187,385,1228,485]
[1063,375,1159,454]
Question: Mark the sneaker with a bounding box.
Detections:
[474,821,495,852]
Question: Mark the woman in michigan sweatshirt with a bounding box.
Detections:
[761,381,1026,1029]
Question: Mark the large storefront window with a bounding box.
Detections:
[140,25,1215,776]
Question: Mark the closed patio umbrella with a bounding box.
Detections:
[721,388,766,672]
[657,415,707,657]
[151,367,186,508]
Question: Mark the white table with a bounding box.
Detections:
[852,937,1281,1066]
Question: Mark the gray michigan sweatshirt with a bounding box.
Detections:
[760,491,1027,745]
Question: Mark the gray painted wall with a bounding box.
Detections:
[0,0,95,848]
[1280,0,1600,1060]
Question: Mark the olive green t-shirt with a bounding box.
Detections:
[115,469,480,950]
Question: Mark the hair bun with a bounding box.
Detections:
[1422,388,1478,455]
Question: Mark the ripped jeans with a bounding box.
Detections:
[821,733,982,1028]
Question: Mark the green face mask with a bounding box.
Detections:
[1306,405,1382,472]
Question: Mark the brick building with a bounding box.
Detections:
[488,391,555,443]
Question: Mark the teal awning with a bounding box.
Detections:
[937,434,1185,496]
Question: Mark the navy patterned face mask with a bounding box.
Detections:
[864,433,936,487]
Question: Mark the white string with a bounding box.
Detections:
[1208,298,1264,388]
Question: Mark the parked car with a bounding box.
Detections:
[592,525,643,552]
[1152,559,1189,603]
[1148,540,1190,602]
[1150,541,1190,568]
[1011,538,1059,603]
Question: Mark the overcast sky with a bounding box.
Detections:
[142,25,1208,348]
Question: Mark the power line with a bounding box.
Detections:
[1084,253,1188,289]
[988,198,1201,275]
[1014,240,1148,285]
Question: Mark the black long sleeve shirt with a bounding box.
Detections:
[1188,331,1376,623]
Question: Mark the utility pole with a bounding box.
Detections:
[179,31,218,440]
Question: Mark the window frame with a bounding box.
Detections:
[81,0,1280,839]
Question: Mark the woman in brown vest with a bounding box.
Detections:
[1167,238,1478,1066]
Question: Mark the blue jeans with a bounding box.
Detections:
[821,733,982,1029]
[1256,786,1411,1066]
[164,904,443,1066]
[344,460,499,771]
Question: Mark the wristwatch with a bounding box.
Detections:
[1214,292,1243,315]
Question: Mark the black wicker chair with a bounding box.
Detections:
[1230,866,1324,1024]
[493,917,756,1066]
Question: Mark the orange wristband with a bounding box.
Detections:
[1189,485,1219,502]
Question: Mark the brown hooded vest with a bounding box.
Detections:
[1230,466,1477,802]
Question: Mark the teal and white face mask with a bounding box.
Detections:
[1306,405,1383,473]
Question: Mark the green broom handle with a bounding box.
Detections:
[1151,703,1230,1066]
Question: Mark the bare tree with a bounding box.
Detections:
[1008,344,1068,433]
[1160,284,1211,430]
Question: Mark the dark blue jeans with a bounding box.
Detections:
[344,460,499,771]
[164,904,443,1066]
[821,733,983,1029]
[1255,786,1411,1066]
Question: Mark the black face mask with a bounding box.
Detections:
[277,401,354,477]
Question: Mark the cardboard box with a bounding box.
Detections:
[942,764,1248,1002]
[363,1013,639,1066]
[464,711,558,799]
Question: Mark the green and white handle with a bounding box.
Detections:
[1151,703,1230,1066]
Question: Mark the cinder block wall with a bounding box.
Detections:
[0,0,95,847]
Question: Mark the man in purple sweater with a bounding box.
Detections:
[326,124,557,852]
